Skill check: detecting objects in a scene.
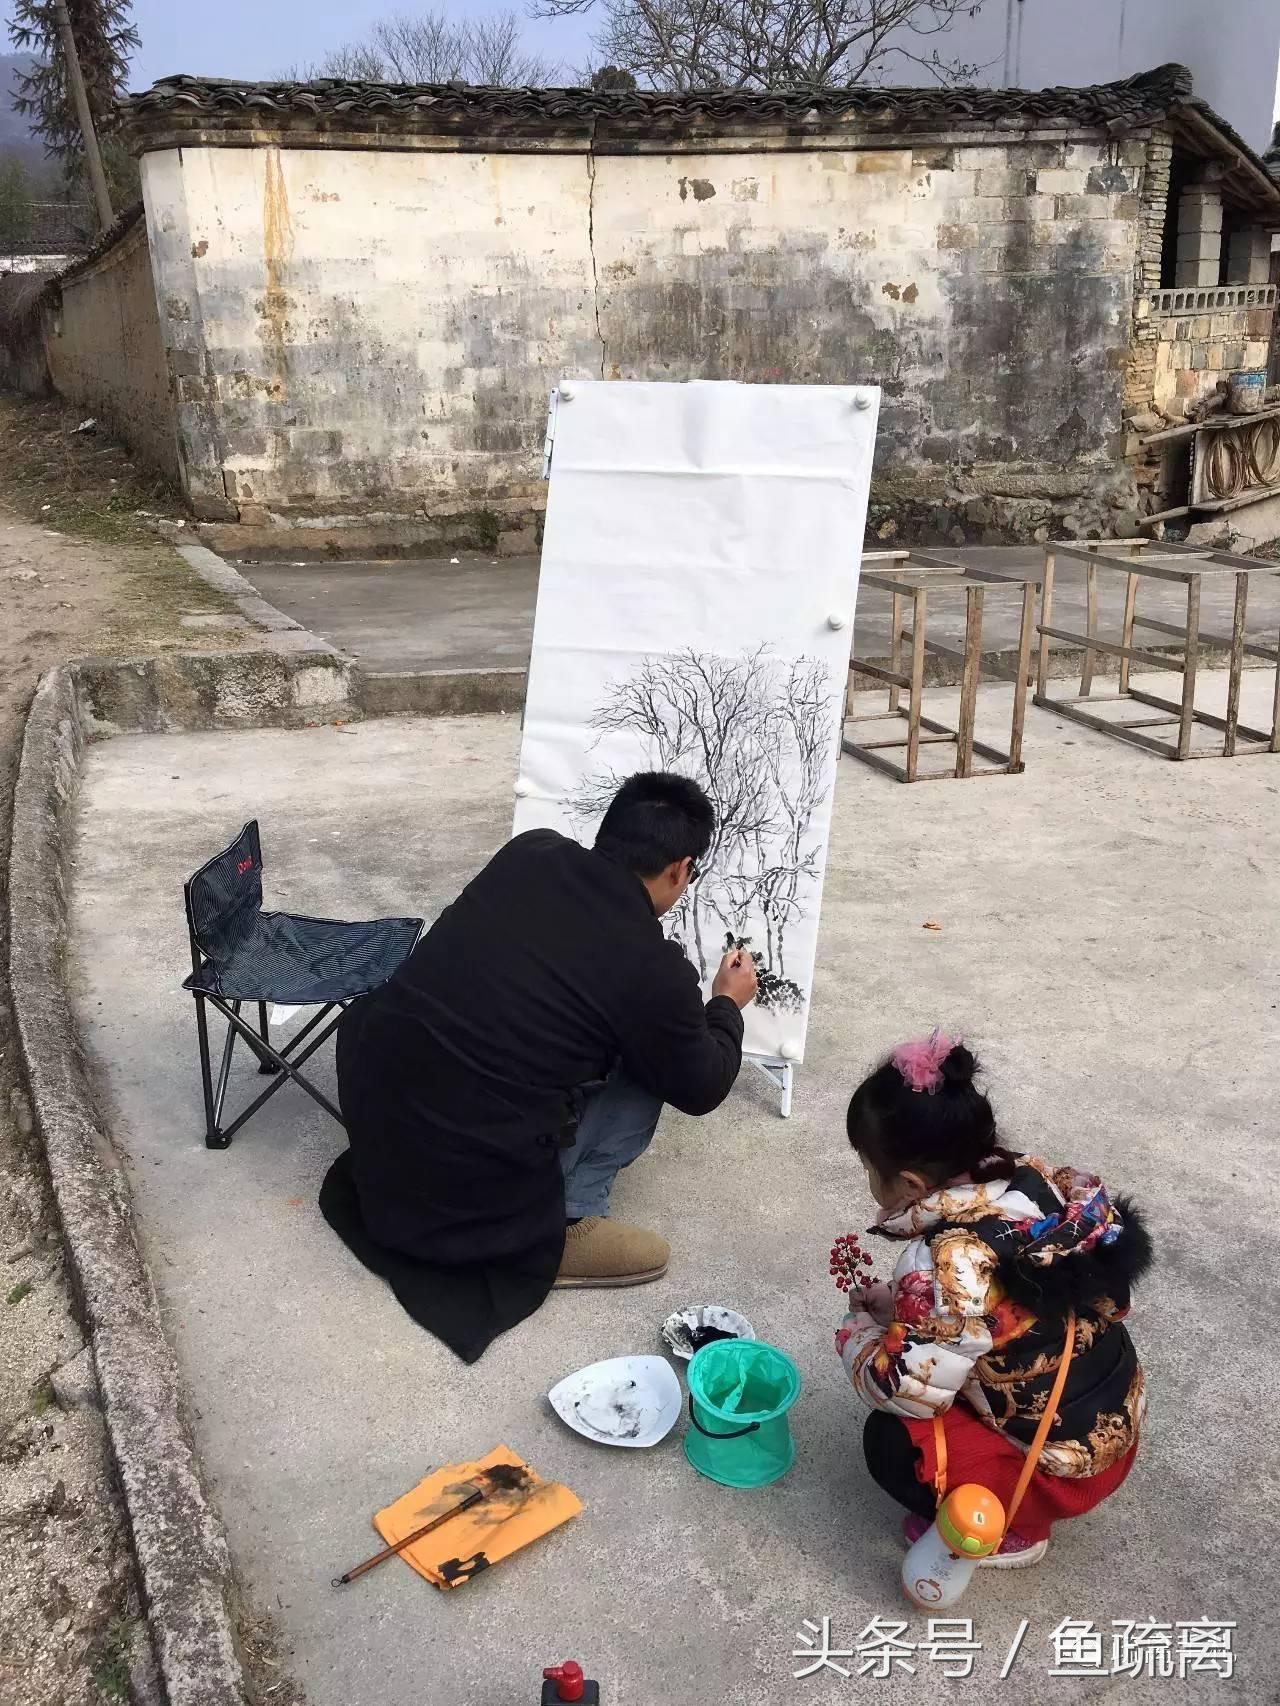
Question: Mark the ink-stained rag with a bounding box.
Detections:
[374,1445,582,1590]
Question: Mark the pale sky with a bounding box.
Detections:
[1,1,1276,149]
[0,0,596,89]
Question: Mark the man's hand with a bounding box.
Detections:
[712,948,758,1009]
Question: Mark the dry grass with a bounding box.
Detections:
[237,1609,309,1706]
[0,389,242,656]
[0,390,185,547]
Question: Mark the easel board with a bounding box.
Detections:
[513,379,879,1097]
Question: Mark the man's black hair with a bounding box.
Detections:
[594,772,715,877]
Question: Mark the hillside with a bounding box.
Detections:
[0,54,48,169]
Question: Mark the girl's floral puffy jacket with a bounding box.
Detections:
[836,1155,1152,1477]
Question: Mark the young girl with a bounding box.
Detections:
[835,1031,1151,1566]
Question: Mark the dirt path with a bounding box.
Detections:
[0,395,252,1704]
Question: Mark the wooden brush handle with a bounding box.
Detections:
[332,1486,484,1586]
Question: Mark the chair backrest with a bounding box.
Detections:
[185,820,264,968]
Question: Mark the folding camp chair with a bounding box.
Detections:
[183,820,423,1149]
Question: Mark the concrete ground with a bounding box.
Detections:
[246,555,539,672]
[240,547,1280,678]
[69,682,1280,1705]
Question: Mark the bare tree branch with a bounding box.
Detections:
[567,645,833,995]
[312,7,556,86]
[468,12,558,83]
[532,0,985,91]
[317,42,395,79]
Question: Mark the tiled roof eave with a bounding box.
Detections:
[116,63,1280,212]
[120,63,1193,142]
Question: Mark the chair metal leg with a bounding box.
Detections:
[192,989,353,1148]
[206,996,347,1144]
[193,992,225,1150]
[272,1003,336,1062]
[212,999,240,1128]
[256,1000,280,1076]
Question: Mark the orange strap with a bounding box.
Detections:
[931,1411,948,1500]
[930,1312,1076,1532]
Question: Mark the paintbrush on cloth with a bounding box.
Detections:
[333,1475,483,1586]
[357,1444,582,1592]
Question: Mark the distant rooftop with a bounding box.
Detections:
[0,202,91,257]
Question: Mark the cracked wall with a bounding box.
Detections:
[139,133,1144,539]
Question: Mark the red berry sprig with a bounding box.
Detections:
[830,1232,875,1294]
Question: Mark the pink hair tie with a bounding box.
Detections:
[891,1029,956,1094]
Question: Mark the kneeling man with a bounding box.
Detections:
[321,772,757,1361]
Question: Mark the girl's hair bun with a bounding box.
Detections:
[940,1042,978,1089]
[848,1034,1012,1189]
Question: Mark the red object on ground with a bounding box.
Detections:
[904,1404,1139,1544]
[544,1662,585,1702]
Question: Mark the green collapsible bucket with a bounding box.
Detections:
[684,1339,801,1488]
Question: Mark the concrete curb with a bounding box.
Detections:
[177,542,344,656]
[74,646,354,735]
[8,666,249,1706]
[192,509,539,563]
[184,537,1236,703]
[180,538,532,720]
[355,665,527,718]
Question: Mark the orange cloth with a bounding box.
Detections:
[372,1444,582,1591]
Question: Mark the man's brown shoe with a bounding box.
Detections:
[553,1217,670,1288]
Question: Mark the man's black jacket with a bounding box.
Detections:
[321,829,743,1360]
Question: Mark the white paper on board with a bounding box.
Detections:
[513,380,879,1066]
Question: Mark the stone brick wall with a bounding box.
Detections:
[1124,130,1171,417]
[132,128,1147,538]
[593,136,1143,544]
[44,214,180,482]
[1150,302,1273,415]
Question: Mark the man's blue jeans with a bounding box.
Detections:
[559,1070,664,1220]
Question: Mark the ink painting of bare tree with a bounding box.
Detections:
[568,645,835,1016]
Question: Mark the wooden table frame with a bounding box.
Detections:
[1033,541,1280,760]
[843,552,1041,783]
